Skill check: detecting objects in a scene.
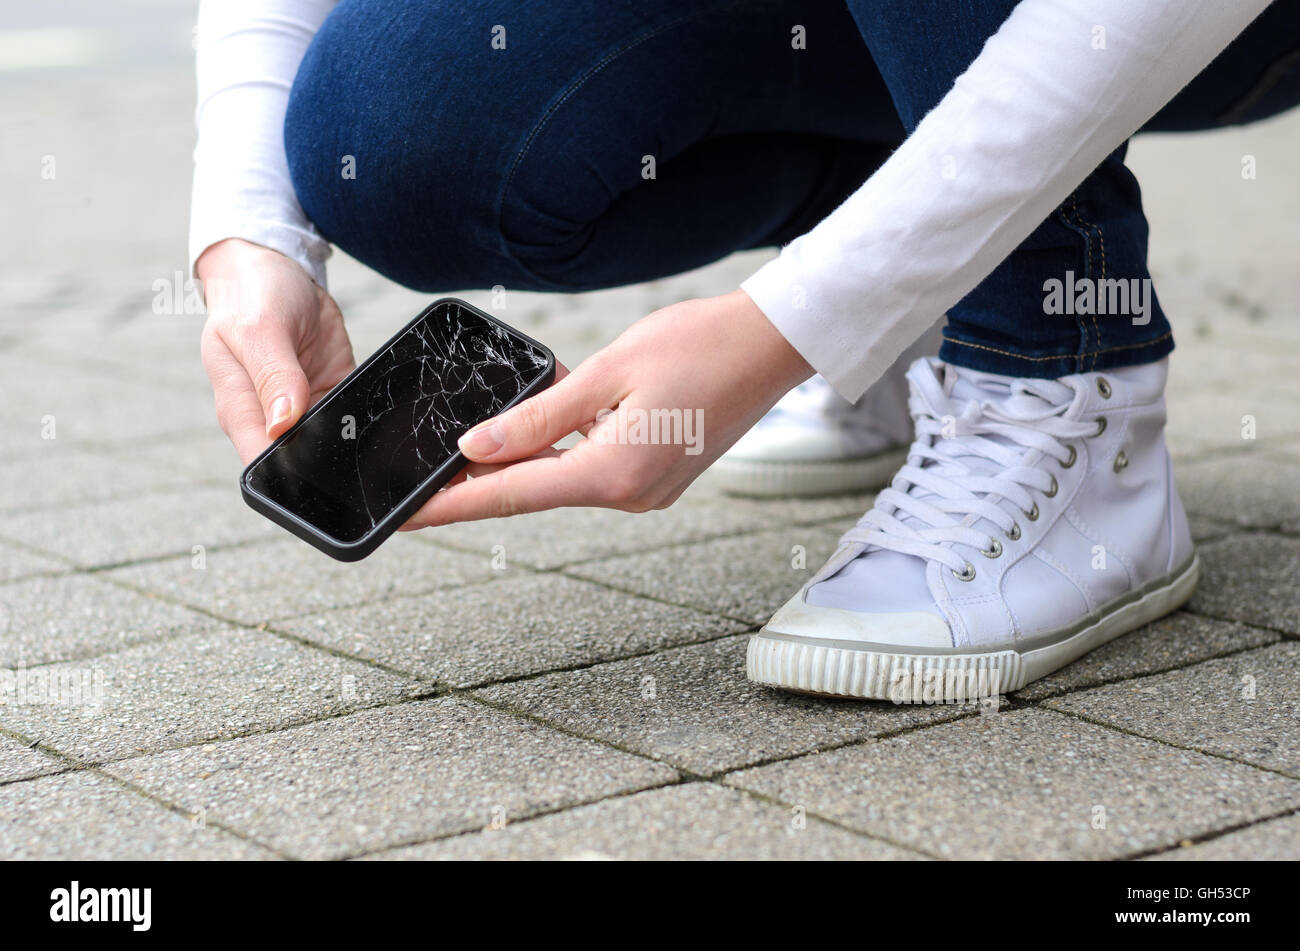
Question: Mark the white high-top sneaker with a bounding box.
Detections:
[747,356,1197,702]
[711,319,945,497]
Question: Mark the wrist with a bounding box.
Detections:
[195,237,288,281]
[195,238,326,321]
[727,288,814,394]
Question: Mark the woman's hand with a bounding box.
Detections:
[405,289,812,527]
[197,238,356,464]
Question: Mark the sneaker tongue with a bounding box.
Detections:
[947,367,1012,404]
[891,366,1054,532]
[807,368,1026,605]
[913,370,1015,488]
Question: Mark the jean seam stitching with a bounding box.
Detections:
[1054,197,1091,372]
[493,0,743,285]
[941,331,1171,362]
[1063,195,1097,370]
[1069,194,1107,371]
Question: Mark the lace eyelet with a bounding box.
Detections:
[1113,450,1129,473]
[1060,445,1076,468]
[1006,523,1021,541]
[1096,377,1112,399]
[1025,502,1039,522]
[952,562,976,582]
[982,539,1003,559]
[1093,417,1108,437]
[1044,474,1058,498]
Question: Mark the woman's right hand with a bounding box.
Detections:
[197,238,356,464]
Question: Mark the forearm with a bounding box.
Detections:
[190,0,338,287]
[743,0,1271,401]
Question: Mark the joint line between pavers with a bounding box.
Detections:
[341,775,690,860]
[1010,634,1287,701]
[1034,700,1300,782]
[84,765,299,861]
[1119,803,1300,861]
[718,781,944,861]
[1180,604,1300,641]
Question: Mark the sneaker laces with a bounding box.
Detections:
[835,360,1098,576]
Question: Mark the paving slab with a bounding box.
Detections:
[0,484,279,568]
[1188,514,1239,544]
[0,770,275,860]
[425,483,870,570]
[118,429,247,484]
[1012,611,1280,701]
[0,733,66,784]
[1177,453,1300,532]
[725,708,1300,859]
[1188,534,1300,635]
[0,627,419,762]
[1145,811,1300,860]
[0,351,212,452]
[107,535,500,626]
[0,573,220,667]
[0,540,66,584]
[275,573,747,689]
[567,523,846,623]
[105,696,679,859]
[0,447,191,515]
[370,783,924,860]
[1045,642,1300,777]
[27,313,211,391]
[1167,342,1300,402]
[477,634,968,775]
[1164,384,1300,459]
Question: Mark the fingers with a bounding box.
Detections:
[457,358,611,464]
[197,241,335,460]
[214,313,312,440]
[399,448,563,530]
[201,337,273,465]
[408,451,605,526]
[397,469,468,530]
[460,446,563,480]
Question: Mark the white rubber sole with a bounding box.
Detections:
[712,448,906,498]
[747,555,1200,701]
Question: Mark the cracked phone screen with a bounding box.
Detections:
[246,301,551,544]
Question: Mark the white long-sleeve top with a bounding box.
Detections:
[190,0,338,288]
[190,0,1271,400]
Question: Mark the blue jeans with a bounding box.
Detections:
[284,0,1300,378]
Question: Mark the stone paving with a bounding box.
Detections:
[0,17,1297,860]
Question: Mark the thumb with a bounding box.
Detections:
[458,361,603,462]
[222,319,312,440]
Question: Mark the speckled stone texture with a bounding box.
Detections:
[0,31,1297,859]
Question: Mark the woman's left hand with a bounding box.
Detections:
[403,289,812,527]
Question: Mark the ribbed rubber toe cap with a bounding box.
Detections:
[761,592,953,651]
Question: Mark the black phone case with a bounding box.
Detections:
[240,297,556,562]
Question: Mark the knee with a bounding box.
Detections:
[283,4,511,290]
[282,0,620,293]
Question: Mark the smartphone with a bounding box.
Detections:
[240,298,555,562]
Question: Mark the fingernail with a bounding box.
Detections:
[459,421,504,456]
[268,396,292,430]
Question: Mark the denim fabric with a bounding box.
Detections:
[285,0,1300,377]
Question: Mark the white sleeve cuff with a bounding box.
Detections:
[743,0,1270,403]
